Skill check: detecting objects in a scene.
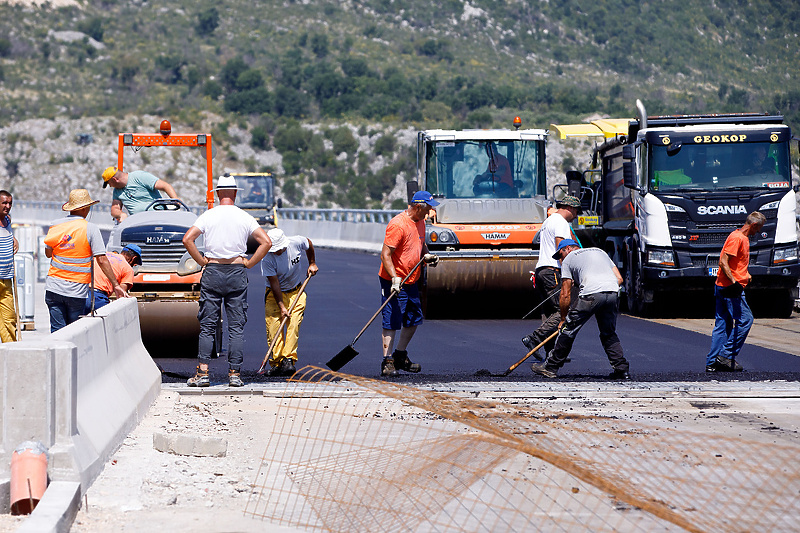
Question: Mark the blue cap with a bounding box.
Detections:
[411,190,440,207]
[122,243,143,265]
[552,239,579,260]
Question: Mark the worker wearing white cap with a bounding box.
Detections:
[182,174,271,387]
[261,228,318,376]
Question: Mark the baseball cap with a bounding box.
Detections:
[411,190,440,207]
[122,243,143,265]
[267,228,289,252]
[556,195,581,210]
[552,239,579,260]
[101,166,118,189]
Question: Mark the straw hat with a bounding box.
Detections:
[62,189,100,211]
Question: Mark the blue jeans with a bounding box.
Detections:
[546,291,628,373]
[45,290,86,333]
[84,289,110,314]
[706,284,753,366]
[197,264,248,368]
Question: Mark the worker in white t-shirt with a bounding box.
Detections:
[521,195,580,360]
[182,174,271,387]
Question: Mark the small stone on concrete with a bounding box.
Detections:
[153,432,227,457]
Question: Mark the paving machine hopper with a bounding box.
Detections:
[415,118,551,317]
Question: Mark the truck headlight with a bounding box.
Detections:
[647,249,675,267]
[773,246,798,265]
[176,252,202,276]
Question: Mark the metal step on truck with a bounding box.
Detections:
[552,100,800,317]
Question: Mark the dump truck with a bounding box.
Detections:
[552,100,800,317]
[414,118,553,317]
[106,120,217,354]
[229,172,281,226]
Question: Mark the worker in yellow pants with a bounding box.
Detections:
[0,279,17,342]
[262,228,318,376]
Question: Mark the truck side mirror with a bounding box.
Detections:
[276,198,283,208]
[622,144,635,160]
[566,170,582,196]
[406,180,419,204]
[623,161,637,190]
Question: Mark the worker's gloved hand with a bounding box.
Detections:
[423,253,439,267]
[391,276,402,293]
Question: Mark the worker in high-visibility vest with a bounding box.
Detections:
[44,189,129,332]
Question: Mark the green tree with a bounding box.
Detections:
[310,33,329,58]
[78,16,104,42]
[196,7,220,36]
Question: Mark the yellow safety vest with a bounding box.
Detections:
[44,218,93,284]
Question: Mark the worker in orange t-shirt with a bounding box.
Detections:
[705,211,766,372]
[378,191,440,377]
[84,244,142,313]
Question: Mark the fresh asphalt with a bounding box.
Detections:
[156,248,800,383]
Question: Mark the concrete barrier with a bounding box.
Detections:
[0,297,160,514]
[278,218,386,254]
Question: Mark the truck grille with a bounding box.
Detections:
[696,233,730,245]
[136,243,186,264]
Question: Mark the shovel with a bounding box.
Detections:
[477,330,560,377]
[327,257,425,372]
[257,275,312,374]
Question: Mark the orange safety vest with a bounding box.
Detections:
[44,218,93,284]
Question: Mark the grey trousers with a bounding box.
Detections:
[197,263,248,368]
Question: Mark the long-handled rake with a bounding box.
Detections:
[476,330,560,377]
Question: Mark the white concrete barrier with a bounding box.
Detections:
[279,219,386,254]
[0,297,160,512]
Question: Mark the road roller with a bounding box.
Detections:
[106,120,217,356]
[414,118,553,318]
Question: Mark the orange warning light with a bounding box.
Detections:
[159,120,172,136]
[513,116,522,130]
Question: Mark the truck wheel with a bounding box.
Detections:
[632,265,654,317]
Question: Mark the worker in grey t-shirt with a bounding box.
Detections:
[530,240,630,380]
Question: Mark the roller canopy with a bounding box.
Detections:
[550,119,631,139]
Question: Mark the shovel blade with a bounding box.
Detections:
[327,345,359,371]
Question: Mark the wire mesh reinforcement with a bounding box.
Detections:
[245,367,800,532]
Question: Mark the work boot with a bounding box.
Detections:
[530,362,558,379]
[392,350,421,373]
[267,358,296,377]
[228,368,244,387]
[521,335,543,362]
[608,369,631,380]
[187,365,210,387]
[278,358,296,377]
[381,357,398,377]
[715,355,743,372]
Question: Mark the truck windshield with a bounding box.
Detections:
[233,175,274,208]
[649,142,791,192]
[425,140,545,199]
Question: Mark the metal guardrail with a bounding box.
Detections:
[13,201,399,228]
[277,208,400,224]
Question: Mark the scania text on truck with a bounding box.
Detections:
[553,101,799,317]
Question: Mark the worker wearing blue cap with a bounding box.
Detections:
[84,244,142,313]
[530,241,630,380]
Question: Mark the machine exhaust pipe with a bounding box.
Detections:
[636,99,648,129]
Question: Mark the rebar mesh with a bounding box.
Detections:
[245,366,800,532]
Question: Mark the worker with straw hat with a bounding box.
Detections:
[44,189,129,332]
